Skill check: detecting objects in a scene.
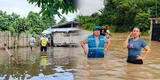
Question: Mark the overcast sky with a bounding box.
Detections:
[0,0,104,22]
[77,0,104,16]
[0,0,40,17]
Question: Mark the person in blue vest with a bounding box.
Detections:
[80,26,110,58]
[123,27,151,64]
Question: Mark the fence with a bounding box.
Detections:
[152,24,160,41]
[0,31,32,49]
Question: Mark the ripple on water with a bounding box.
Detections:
[29,72,74,80]
[148,64,160,69]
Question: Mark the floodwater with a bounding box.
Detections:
[0,47,76,80]
[0,31,160,80]
[75,40,160,80]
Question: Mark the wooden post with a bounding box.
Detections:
[8,31,9,49]
[149,18,153,46]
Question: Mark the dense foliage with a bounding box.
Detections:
[0,10,56,35]
[76,0,160,33]
[27,0,76,17]
[1,0,160,34]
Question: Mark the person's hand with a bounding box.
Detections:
[104,48,108,54]
[136,55,143,60]
[127,32,133,38]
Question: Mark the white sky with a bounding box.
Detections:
[0,0,104,23]
[0,0,41,17]
[77,0,104,16]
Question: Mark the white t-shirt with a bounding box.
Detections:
[107,30,110,34]
[28,37,36,46]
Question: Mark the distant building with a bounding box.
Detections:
[42,21,81,47]
[51,21,80,33]
[52,21,80,28]
[42,21,81,34]
[150,18,160,41]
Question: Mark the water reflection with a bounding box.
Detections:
[41,54,47,69]
[0,47,75,80]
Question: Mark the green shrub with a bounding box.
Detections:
[108,25,116,32]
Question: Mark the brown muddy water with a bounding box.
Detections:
[0,31,160,80]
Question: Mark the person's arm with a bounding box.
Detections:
[136,46,151,60]
[137,38,151,60]
[80,40,87,55]
[105,38,110,52]
[39,38,42,46]
[142,46,151,59]
[123,32,132,48]
[34,38,36,43]
[106,30,112,37]
[46,38,49,43]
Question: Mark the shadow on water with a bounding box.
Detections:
[0,47,76,80]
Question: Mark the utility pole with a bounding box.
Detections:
[149,18,153,46]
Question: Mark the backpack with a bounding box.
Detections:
[41,37,47,46]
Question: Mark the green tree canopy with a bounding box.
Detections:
[27,0,77,16]
[26,11,56,34]
[0,10,56,35]
[77,0,160,33]
[76,13,100,30]
[0,11,25,34]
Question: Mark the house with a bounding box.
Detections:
[42,21,80,34]
[150,18,160,41]
[42,21,81,47]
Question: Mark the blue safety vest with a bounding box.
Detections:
[88,34,105,58]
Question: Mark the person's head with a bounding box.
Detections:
[132,27,141,38]
[102,25,108,29]
[93,26,100,37]
[43,34,47,37]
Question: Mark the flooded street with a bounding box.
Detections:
[75,40,160,80]
[0,47,76,80]
[0,31,160,80]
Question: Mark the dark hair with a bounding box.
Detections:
[102,25,108,29]
[133,27,141,32]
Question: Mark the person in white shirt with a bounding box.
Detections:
[28,35,36,51]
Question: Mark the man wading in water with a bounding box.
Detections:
[80,26,110,58]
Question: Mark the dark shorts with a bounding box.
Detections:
[127,56,143,64]
[127,59,143,64]
[40,46,47,52]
